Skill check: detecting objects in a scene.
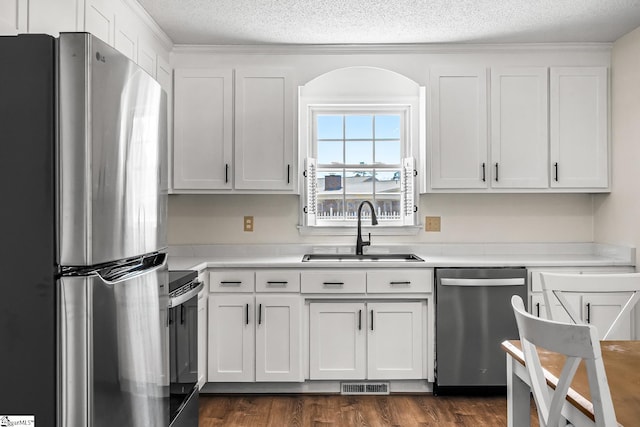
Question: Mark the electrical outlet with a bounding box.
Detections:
[244,216,254,232]
[425,216,441,232]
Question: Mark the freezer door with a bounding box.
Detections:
[59,257,170,427]
[58,33,168,266]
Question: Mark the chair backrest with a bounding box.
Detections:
[540,272,640,340]
[510,295,617,427]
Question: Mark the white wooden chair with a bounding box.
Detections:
[540,272,640,340]
[510,295,618,427]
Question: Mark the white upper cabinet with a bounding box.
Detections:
[172,67,295,193]
[429,67,488,189]
[84,0,115,45]
[490,67,549,189]
[26,0,75,35]
[173,68,233,190]
[550,67,609,189]
[234,68,295,191]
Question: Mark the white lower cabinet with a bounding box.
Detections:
[309,301,425,380]
[208,294,302,382]
[309,302,366,380]
[529,267,636,340]
[367,302,423,380]
[255,295,303,381]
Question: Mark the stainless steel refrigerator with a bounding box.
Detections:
[0,33,169,426]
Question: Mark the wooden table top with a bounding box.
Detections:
[502,340,640,427]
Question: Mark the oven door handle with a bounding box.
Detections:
[169,281,204,308]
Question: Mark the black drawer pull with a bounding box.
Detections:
[267,281,288,285]
[389,281,411,285]
[220,281,242,286]
[323,282,344,286]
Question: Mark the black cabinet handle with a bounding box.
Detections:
[370,310,374,331]
[225,163,229,183]
[554,162,559,182]
[358,309,362,330]
[390,281,411,285]
[586,303,591,324]
[536,302,540,317]
[495,163,499,182]
[482,163,486,182]
[287,164,291,184]
[258,304,262,325]
[245,303,249,325]
[180,305,185,324]
[323,282,344,286]
[267,281,288,286]
[220,281,242,286]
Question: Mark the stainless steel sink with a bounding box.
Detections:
[301,253,424,262]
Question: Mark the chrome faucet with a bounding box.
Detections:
[356,201,378,255]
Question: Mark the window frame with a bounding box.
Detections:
[300,103,420,234]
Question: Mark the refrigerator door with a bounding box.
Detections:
[59,253,170,427]
[58,33,168,266]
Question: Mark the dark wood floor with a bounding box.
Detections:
[199,394,539,426]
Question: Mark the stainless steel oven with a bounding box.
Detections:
[168,270,203,427]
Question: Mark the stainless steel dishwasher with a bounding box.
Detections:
[435,267,527,393]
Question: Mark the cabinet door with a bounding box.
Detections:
[367,302,423,380]
[255,295,302,382]
[582,294,633,340]
[530,293,575,323]
[208,295,254,382]
[0,0,26,34]
[113,3,137,62]
[550,67,608,189]
[491,67,548,188]
[309,302,366,380]
[429,67,488,189]
[27,0,77,36]
[197,288,207,387]
[173,68,233,190]
[137,39,157,78]
[85,0,115,45]
[234,68,294,191]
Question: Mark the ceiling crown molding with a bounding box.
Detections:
[172,42,612,56]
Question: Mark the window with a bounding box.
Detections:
[304,106,416,228]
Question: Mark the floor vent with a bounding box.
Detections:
[341,382,390,395]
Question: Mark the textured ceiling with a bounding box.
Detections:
[137,0,640,45]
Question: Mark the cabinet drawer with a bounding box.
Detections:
[301,271,366,294]
[367,269,433,293]
[209,270,254,293]
[530,267,634,292]
[256,270,300,292]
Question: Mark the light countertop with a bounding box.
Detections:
[167,243,635,272]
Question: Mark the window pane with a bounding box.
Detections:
[317,115,343,139]
[345,115,373,139]
[345,169,374,196]
[373,196,401,220]
[374,170,401,220]
[316,170,344,219]
[345,140,373,164]
[318,140,343,164]
[375,140,401,164]
[375,115,401,139]
[346,198,375,221]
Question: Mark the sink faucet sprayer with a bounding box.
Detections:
[356,201,378,255]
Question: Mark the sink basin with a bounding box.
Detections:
[301,253,424,262]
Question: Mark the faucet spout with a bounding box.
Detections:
[356,201,378,255]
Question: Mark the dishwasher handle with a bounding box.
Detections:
[440,278,525,287]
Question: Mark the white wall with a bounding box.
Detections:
[168,193,594,244]
[594,26,640,268]
[168,44,609,246]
